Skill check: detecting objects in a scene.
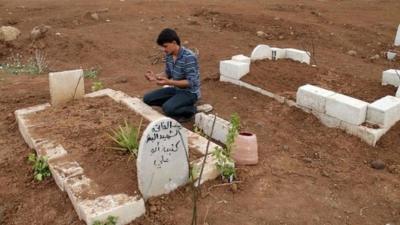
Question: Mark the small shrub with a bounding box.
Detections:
[93,216,118,225]
[28,153,51,181]
[211,113,240,182]
[84,67,100,79]
[91,80,104,91]
[3,51,48,75]
[109,119,143,157]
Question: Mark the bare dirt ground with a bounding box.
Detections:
[1,0,400,224]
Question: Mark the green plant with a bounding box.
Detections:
[84,67,100,79]
[28,153,51,181]
[93,216,118,225]
[91,80,104,91]
[211,113,240,181]
[109,119,143,157]
[193,124,206,138]
[3,51,48,75]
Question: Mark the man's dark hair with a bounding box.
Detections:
[157,28,181,46]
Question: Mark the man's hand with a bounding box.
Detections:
[145,70,156,81]
[156,76,171,86]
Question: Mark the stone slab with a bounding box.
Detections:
[367,96,400,127]
[382,69,400,87]
[325,93,368,125]
[250,44,272,61]
[191,154,219,186]
[49,69,85,106]
[137,118,189,200]
[231,54,251,65]
[78,194,145,225]
[194,112,230,144]
[49,160,84,191]
[296,84,336,113]
[285,48,311,64]
[219,60,250,80]
[395,24,400,46]
[271,47,287,60]
[121,97,164,122]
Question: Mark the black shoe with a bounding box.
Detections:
[175,115,194,123]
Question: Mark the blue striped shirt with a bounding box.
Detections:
[165,47,201,99]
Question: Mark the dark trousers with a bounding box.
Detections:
[143,87,197,118]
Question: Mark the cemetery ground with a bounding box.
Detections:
[1,0,400,224]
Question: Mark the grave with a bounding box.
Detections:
[16,80,221,224]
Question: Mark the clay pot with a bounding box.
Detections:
[232,132,258,165]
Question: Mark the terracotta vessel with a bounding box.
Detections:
[232,132,258,165]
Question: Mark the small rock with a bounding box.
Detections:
[274,17,280,21]
[106,19,111,22]
[256,31,266,38]
[90,13,99,21]
[303,157,312,163]
[371,159,385,170]
[388,165,400,174]
[231,183,238,193]
[282,145,289,151]
[347,50,357,56]
[0,26,21,42]
[278,35,285,40]
[369,54,380,61]
[149,205,157,213]
[321,170,330,177]
[30,25,51,41]
[387,51,396,61]
[183,40,189,45]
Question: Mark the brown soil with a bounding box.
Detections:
[1,0,400,225]
[27,96,148,198]
[242,58,398,102]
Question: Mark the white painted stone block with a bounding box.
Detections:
[49,160,84,191]
[250,44,272,61]
[219,60,250,80]
[395,24,400,46]
[296,84,336,113]
[191,154,219,186]
[186,129,220,155]
[231,54,251,65]
[367,96,400,127]
[396,87,400,98]
[285,48,311,64]
[49,69,84,106]
[195,113,230,144]
[382,69,400,87]
[137,118,189,200]
[79,194,145,225]
[325,94,368,125]
[121,97,164,122]
[271,47,286,60]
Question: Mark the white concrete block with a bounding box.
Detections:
[382,69,400,87]
[250,44,272,61]
[121,97,164,122]
[396,87,400,98]
[79,194,145,225]
[367,96,400,127]
[296,84,336,113]
[219,60,250,80]
[36,142,68,161]
[271,47,286,60]
[191,154,219,186]
[325,94,368,125]
[194,113,230,144]
[49,160,84,191]
[49,69,84,106]
[231,54,251,65]
[85,88,115,98]
[186,128,220,155]
[395,24,400,46]
[339,120,389,147]
[285,48,311,64]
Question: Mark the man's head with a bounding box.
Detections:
[157,28,181,54]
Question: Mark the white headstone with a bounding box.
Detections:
[395,24,400,46]
[137,118,189,199]
[49,69,84,106]
[250,44,272,61]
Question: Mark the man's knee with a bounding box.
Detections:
[162,102,175,116]
[143,93,151,105]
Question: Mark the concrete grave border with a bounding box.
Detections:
[16,88,221,225]
[219,48,400,146]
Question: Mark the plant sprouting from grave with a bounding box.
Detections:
[212,113,240,181]
[108,118,143,157]
[84,67,100,79]
[91,80,104,91]
[92,216,118,225]
[28,153,51,181]
[193,124,206,138]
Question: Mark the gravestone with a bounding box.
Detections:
[49,69,84,106]
[137,117,189,200]
[250,44,272,61]
[395,24,400,46]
